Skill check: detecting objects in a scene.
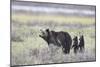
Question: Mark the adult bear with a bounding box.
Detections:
[39,29,72,54]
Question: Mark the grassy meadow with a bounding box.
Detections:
[11,5,96,66]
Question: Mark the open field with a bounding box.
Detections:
[12,13,95,25]
[11,12,95,66]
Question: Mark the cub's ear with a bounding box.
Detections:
[73,36,77,40]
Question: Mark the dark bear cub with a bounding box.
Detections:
[39,29,72,54]
[72,36,79,54]
[79,35,85,52]
[72,35,85,54]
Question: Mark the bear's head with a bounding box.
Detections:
[39,29,50,44]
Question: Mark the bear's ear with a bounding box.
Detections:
[46,28,49,31]
[46,28,49,33]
